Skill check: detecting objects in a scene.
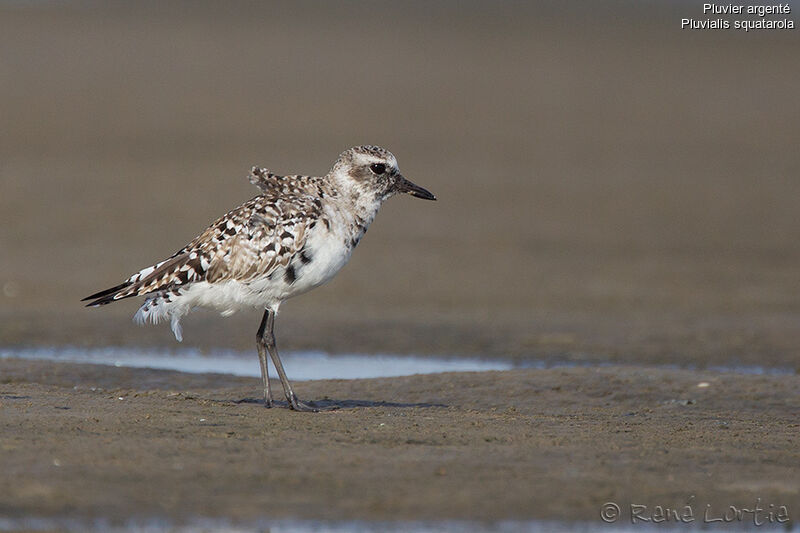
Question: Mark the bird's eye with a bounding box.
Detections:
[370,163,386,175]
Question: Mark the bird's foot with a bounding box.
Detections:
[288,394,319,412]
[262,389,274,408]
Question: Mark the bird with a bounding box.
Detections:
[82,145,436,411]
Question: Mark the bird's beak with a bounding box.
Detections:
[395,175,437,201]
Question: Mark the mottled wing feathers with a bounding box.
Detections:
[83,178,325,307]
[248,166,274,193]
[82,252,194,306]
[184,191,318,284]
[249,167,317,197]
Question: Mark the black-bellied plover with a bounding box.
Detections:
[83,146,436,411]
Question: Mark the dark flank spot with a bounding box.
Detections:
[299,250,312,264]
[313,198,322,209]
[284,264,296,284]
[350,237,361,248]
[323,218,331,230]
[265,243,275,252]
[280,231,293,240]
[309,221,316,229]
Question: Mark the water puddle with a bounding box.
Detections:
[0,346,794,380]
[0,346,513,381]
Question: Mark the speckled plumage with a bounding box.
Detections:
[83,146,436,410]
[85,150,432,335]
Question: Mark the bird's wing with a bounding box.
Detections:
[82,190,322,306]
[201,193,318,283]
[248,167,309,196]
[248,166,275,193]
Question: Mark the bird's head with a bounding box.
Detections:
[330,145,436,202]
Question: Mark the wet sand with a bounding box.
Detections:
[1,359,798,527]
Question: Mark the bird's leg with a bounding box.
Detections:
[256,310,273,408]
[263,309,318,412]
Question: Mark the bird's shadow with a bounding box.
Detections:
[233,397,447,410]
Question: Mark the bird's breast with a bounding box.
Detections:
[272,200,377,300]
[282,226,354,296]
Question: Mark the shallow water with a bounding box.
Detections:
[0,346,514,380]
[0,346,794,380]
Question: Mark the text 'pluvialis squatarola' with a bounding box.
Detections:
[83,146,436,411]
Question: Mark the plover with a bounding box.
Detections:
[83,145,436,411]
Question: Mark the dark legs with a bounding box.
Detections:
[256,311,274,408]
[256,309,317,412]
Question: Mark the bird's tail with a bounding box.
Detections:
[81,282,136,307]
[82,252,191,307]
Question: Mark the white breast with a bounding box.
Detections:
[284,211,357,297]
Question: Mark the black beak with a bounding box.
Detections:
[395,175,437,201]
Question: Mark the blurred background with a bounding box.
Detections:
[1,1,798,369]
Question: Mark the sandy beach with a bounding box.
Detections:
[2,359,798,528]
